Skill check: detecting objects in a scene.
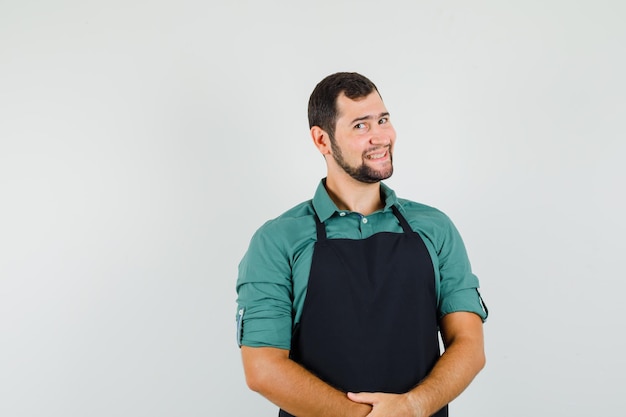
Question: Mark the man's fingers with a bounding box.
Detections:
[347,392,379,404]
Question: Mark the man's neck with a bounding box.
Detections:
[324,175,384,216]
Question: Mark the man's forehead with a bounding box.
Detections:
[336,91,386,118]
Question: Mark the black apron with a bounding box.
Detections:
[279,205,447,417]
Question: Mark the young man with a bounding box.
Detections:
[236,72,487,417]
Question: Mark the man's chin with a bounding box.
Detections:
[372,165,394,181]
[354,168,393,184]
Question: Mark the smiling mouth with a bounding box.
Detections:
[365,148,389,160]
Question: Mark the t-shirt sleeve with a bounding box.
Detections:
[235,224,293,349]
[437,216,488,322]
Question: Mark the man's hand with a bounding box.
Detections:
[348,392,424,417]
[349,312,485,417]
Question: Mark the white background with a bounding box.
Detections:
[1,1,625,416]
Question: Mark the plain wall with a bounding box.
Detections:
[1,1,625,416]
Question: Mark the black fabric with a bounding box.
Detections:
[279,206,448,417]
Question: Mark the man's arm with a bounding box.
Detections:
[348,311,485,417]
[241,346,372,417]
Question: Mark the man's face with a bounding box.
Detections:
[329,91,396,183]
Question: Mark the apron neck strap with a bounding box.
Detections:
[313,211,327,241]
[391,205,413,234]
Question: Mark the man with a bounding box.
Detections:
[236,72,487,417]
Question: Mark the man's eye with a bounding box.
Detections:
[379,117,388,124]
[355,123,366,129]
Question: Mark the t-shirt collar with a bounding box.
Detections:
[312,178,399,222]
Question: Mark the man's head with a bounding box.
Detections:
[308,72,380,139]
[309,72,396,184]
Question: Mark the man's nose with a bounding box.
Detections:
[371,127,392,146]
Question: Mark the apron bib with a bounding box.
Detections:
[280,205,447,417]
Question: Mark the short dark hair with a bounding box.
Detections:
[308,72,379,138]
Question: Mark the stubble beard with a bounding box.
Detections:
[329,134,393,184]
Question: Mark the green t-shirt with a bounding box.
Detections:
[236,180,487,349]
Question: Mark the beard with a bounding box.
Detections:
[329,134,393,184]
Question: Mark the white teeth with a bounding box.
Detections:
[368,153,385,159]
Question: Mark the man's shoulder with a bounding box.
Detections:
[394,197,455,239]
[396,198,448,220]
[254,199,316,238]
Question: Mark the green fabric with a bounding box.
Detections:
[236,180,487,349]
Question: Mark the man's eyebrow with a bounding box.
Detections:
[349,112,390,125]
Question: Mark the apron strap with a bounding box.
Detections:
[391,205,413,234]
[313,211,327,241]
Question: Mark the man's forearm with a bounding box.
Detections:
[241,346,372,417]
[405,312,486,416]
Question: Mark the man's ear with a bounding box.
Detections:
[311,126,331,155]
